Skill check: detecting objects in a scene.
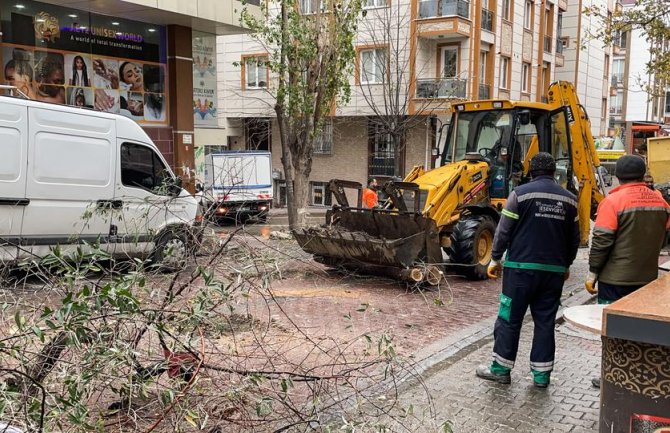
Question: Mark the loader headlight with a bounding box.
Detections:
[455,104,465,111]
[492,101,503,109]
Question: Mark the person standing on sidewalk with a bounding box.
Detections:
[585,154,670,387]
[362,178,379,209]
[476,152,580,388]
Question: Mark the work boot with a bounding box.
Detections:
[591,377,601,388]
[531,370,551,389]
[476,365,511,384]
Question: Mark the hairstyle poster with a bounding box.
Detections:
[192,31,217,127]
[1,0,168,125]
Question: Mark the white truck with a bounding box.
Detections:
[0,92,200,270]
[200,151,273,222]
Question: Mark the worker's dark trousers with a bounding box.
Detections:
[492,268,564,373]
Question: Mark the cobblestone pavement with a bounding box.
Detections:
[393,321,602,432]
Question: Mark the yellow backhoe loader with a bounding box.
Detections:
[293,81,607,283]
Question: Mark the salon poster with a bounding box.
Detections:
[1,0,168,125]
[631,414,670,433]
[192,31,217,127]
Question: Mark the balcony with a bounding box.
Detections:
[543,35,552,53]
[611,73,624,87]
[481,8,494,31]
[610,106,623,115]
[416,0,472,39]
[478,83,491,99]
[416,78,467,99]
[419,0,470,19]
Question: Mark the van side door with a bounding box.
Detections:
[0,102,28,262]
[21,107,116,260]
[114,141,192,258]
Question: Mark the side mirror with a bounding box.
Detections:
[168,176,183,196]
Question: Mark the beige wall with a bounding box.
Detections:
[265,117,430,207]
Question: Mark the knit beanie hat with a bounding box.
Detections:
[614,155,646,180]
[530,152,556,175]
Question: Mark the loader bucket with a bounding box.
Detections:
[292,208,442,270]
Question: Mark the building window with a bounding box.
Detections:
[601,98,607,120]
[522,63,530,93]
[499,57,510,90]
[603,54,610,80]
[310,182,332,206]
[524,0,532,29]
[363,0,387,8]
[613,30,627,49]
[245,118,271,151]
[665,92,670,114]
[244,56,268,89]
[314,120,333,154]
[368,119,401,177]
[612,59,625,86]
[610,91,623,115]
[502,0,511,21]
[359,48,387,84]
[300,0,324,14]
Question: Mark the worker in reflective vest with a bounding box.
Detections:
[476,152,580,388]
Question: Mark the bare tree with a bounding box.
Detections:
[240,0,364,229]
[355,2,458,177]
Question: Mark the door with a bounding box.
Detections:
[549,107,574,191]
[0,102,28,262]
[21,106,116,259]
[441,46,458,78]
[114,141,191,258]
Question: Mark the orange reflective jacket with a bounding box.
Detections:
[590,182,670,285]
[362,188,378,208]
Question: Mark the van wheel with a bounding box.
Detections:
[446,215,496,280]
[152,230,189,272]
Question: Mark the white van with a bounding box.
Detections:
[0,94,199,269]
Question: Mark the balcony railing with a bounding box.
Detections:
[479,83,491,99]
[419,0,470,19]
[481,8,494,31]
[416,78,467,99]
[611,73,624,86]
[609,106,623,115]
[543,35,552,53]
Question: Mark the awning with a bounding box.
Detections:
[631,124,661,131]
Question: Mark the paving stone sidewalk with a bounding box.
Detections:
[395,321,602,432]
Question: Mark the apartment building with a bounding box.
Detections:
[608,0,669,152]
[554,0,614,137]
[217,0,563,207]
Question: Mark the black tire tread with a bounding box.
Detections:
[447,215,496,280]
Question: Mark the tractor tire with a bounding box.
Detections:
[446,215,496,280]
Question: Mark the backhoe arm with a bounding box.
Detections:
[547,81,606,245]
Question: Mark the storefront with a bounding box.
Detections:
[0,0,255,192]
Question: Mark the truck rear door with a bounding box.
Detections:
[0,101,28,262]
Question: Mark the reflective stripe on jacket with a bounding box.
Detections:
[589,182,670,285]
[492,176,580,273]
